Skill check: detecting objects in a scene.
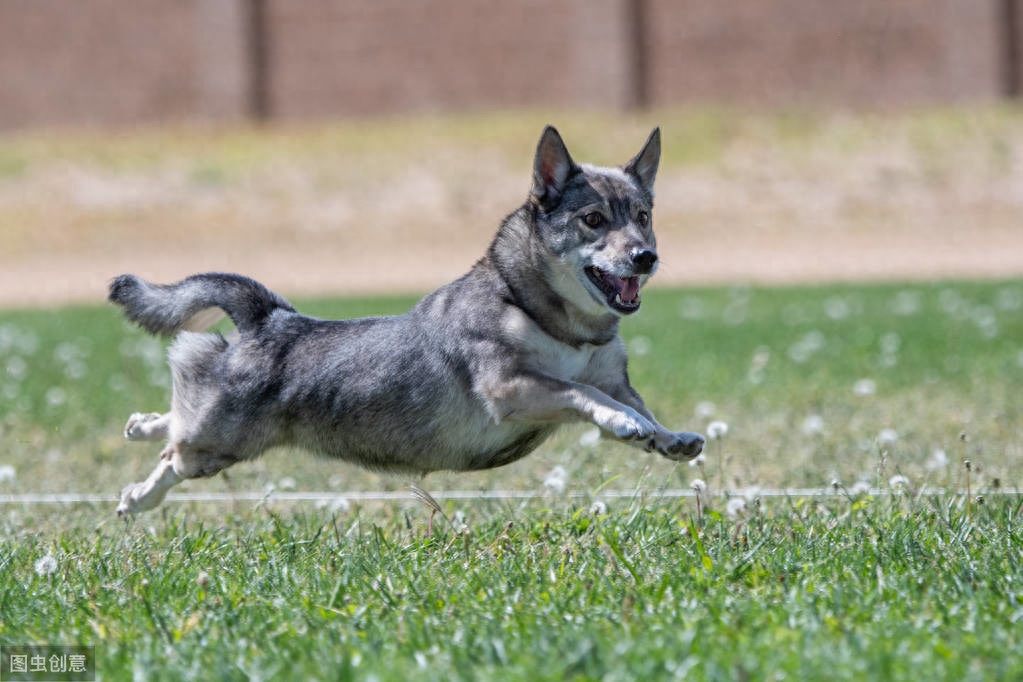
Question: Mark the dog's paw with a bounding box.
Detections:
[124,412,163,441]
[116,482,159,516]
[601,407,657,441]
[655,431,706,461]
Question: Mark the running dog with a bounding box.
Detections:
[110,126,705,514]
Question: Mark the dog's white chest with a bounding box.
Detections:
[502,307,596,380]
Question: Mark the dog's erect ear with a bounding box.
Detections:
[624,127,661,196]
[532,126,578,205]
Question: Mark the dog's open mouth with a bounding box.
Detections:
[585,266,641,314]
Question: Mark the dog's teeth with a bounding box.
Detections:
[614,293,623,305]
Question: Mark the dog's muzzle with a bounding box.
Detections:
[585,266,642,314]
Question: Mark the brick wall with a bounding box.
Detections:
[0,0,1017,130]
[645,0,1003,108]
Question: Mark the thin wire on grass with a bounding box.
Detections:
[2,487,1020,506]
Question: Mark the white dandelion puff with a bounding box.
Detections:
[880,333,901,354]
[628,336,652,356]
[689,452,707,467]
[6,356,28,381]
[824,297,851,320]
[34,554,58,577]
[578,428,601,448]
[277,476,297,491]
[801,415,824,435]
[0,464,15,483]
[690,478,707,493]
[543,466,567,494]
[891,290,921,316]
[889,475,910,490]
[849,481,872,496]
[707,421,729,439]
[588,501,607,516]
[853,379,876,397]
[926,449,949,471]
[995,287,1022,311]
[45,387,67,407]
[694,401,716,420]
[878,429,899,445]
[725,497,746,519]
[678,297,705,320]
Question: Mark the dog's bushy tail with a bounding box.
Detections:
[109,273,296,337]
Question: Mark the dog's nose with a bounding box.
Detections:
[630,248,658,273]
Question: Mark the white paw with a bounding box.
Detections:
[124,412,162,441]
[116,482,160,516]
[602,407,657,441]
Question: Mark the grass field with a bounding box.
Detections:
[1,281,1022,680]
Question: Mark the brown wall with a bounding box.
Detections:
[646,0,1003,108]
[0,0,1018,130]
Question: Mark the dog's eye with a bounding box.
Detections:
[637,211,650,227]
[583,212,604,228]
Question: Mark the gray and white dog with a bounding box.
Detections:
[110,126,705,515]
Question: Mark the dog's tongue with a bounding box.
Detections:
[620,276,640,304]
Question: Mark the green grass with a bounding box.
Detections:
[1,281,1022,680]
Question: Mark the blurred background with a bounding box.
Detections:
[1,0,1022,305]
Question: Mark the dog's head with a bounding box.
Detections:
[529,126,661,317]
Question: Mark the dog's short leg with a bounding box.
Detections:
[117,449,182,516]
[124,412,171,442]
[487,373,657,443]
[602,385,705,460]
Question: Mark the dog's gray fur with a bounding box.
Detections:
[110,126,705,515]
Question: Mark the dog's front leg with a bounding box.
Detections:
[484,372,658,443]
[603,384,705,461]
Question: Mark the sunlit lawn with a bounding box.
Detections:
[1,280,1022,680]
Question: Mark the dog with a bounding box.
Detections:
[109,125,705,515]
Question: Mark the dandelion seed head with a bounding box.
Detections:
[34,554,58,577]
[853,379,876,397]
[891,290,921,316]
[995,287,1022,311]
[543,466,567,493]
[578,428,601,448]
[278,476,297,491]
[849,481,871,496]
[824,297,851,320]
[6,356,28,381]
[694,401,716,420]
[690,478,707,493]
[679,297,705,320]
[889,475,910,489]
[878,428,899,445]
[589,501,608,516]
[45,387,67,407]
[707,421,728,439]
[689,452,707,467]
[725,497,746,518]
[926,449,949,471]
[196,571,210,587]
[880,332,901,354]
[0,464,16,483]
[628,336,652,356]
[802,415,824,435]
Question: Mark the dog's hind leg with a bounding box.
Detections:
[116,442,241,515]
[116,447,182,515]
[124,412,171,442]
